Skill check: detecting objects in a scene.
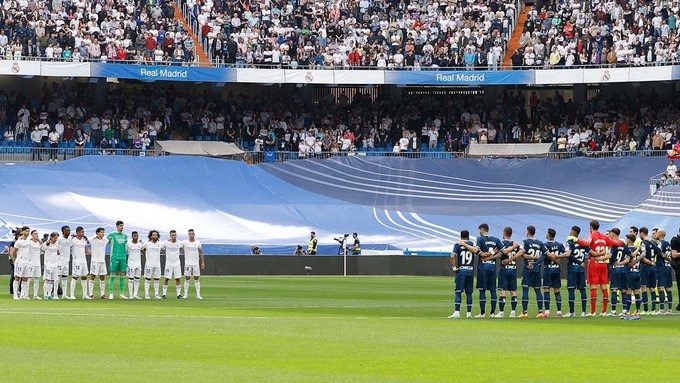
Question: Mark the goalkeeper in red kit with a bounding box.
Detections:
[569,220,624,316]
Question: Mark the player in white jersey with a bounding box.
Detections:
[69,226,91,300]
[142,230,162,299]
[57,226,72,299]
[41,232,60,299]
[12,226,31,300]
[28,230,43,300]
[126,231,144,299]
[181,229,205,299]
[89,227,108,299]
[162,230,183,299]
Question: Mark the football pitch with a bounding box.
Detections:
[1,276,678,382]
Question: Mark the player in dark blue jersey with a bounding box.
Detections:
[607,229,631,316]
[449,230,479,319]
[638,227,662,315]
[625,234,643,318]
[520,225,546,319]
[565,226,589,317]
[539,228,569,318]
[497,227,524,318]
[474,223,504,318]
[655,229,674,315]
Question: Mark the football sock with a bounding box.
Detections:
[134,278,140,297]
[162,285,168,296]
[602,289,609,313]
[611,290,618,312]
[195,281,201,296]
[590,288,597,314]
[479,290,486,314]
[108,275,115,294]
[543,291,550,312]
[21,281,28,298]
[144,279,150,297]
[510,296,517,311]
[128,279,134,296]
[635,293,641,311]
[658,290,666,311]
[466,293,472,313]
[521,286,529,313]
[32,278,39,296]
[88,280,94,296]
[184,279,190,296]
[61,277,69,297]
[175,283,182,296]
[534,288,543,312]
[555,292,562,312]
[44,281,52,297]
[454,292,462,311]
[499,296,506,312]
[119,276,125,294]
[623,293,630,312]
[154,280,160,296]
[667,291,673,310]
[99,280,105,296]
[651,291,657,311]
[568,288,575,313]
[580,288,587,313]
[642,291,649,311]
[12,281,19,298]
[70,278,77,297]
[490,290,497,314]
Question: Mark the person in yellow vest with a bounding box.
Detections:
[307,232,318,255]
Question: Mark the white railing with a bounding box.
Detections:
[0,147,166,163]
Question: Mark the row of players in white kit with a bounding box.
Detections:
[12,226,206,301]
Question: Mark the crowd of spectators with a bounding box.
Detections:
[186,0,517,69]
[1,83,679,159]
[511,0,680,68]
[0,0,196,64]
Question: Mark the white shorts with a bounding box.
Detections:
[72,262,89,277]
[44,264,60,280]
[164,264,182,279]
[58,263,70,276]
[30,265,42,279]
[144,266,161,279]
[127,265,142,278]
[184,265,201,277]
[90,261,107,276]
[14,261,32,278]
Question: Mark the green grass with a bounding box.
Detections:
[1,276,678,382]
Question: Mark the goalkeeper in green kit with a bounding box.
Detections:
[107,220,128,299]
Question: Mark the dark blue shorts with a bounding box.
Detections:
[657,267,672,288]
[498,270,517,291]
[627,272,641,291]
[476,266,497,290]
[610,270,628,290]
[640,266,656,288]
[455,271,474,295]
[542,269,561,289]
[522,271,542,288]
[567,269,586,290]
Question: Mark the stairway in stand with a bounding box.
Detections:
[502,6,532,68]
[173,5,211,66]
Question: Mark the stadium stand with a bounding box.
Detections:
[0,0,197,64]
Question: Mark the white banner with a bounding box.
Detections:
[0,60,41,76]
[629,65,673,82]
[535,69,583,85]
[236,68,285,83]
[41,62,91,77]
[467,143,552,156]
[334,70,385,84]
[583,67,629,83]
[284,69,335,84]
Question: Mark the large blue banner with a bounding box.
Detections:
[90,63,236,82]
[384,70,535,85]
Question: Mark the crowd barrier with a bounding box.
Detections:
[2,60,680,85]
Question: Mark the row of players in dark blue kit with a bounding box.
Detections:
[448,221,679,319]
